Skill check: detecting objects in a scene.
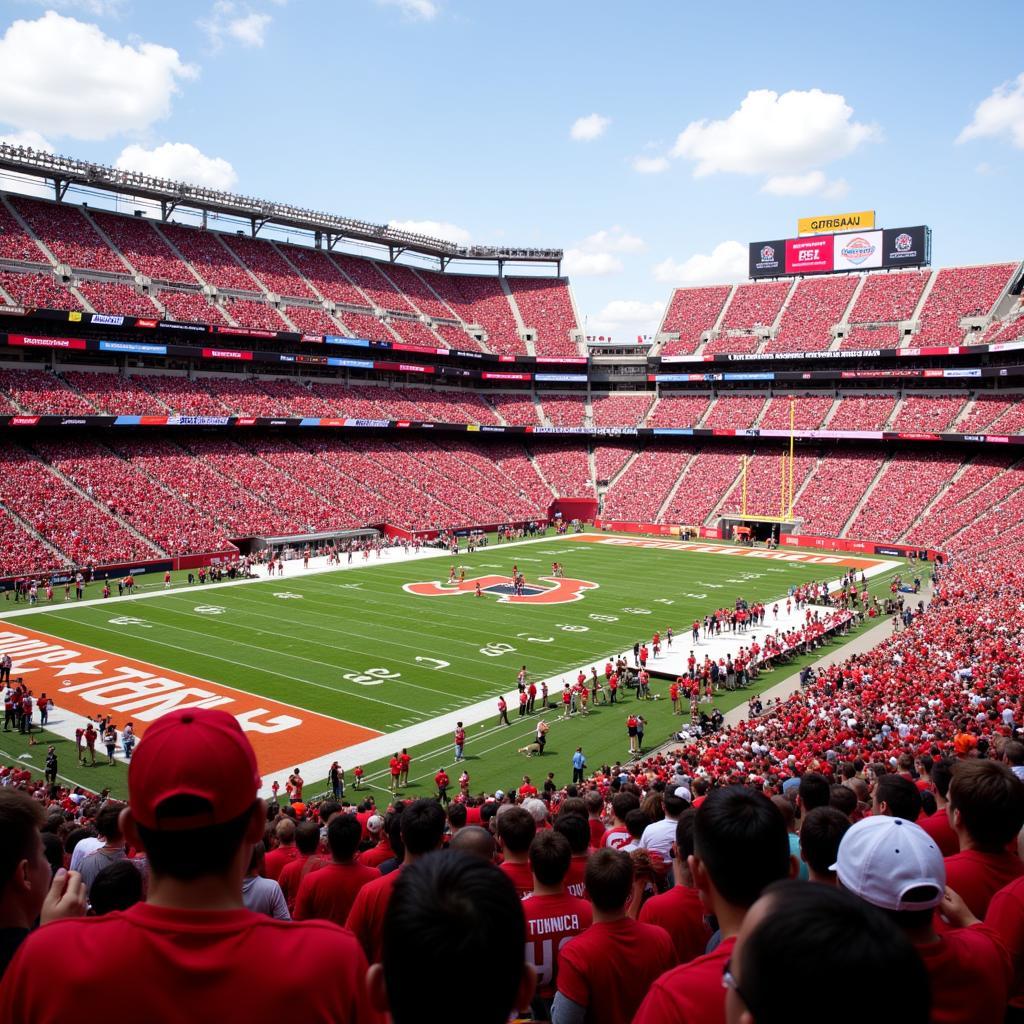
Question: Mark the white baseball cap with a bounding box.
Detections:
[367,814,384,833]
[674,786,692,802]
[831,816,945,911]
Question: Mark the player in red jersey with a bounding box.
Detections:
[388,754,401,794]
[0,708,378,1023]
[398,749,411,788]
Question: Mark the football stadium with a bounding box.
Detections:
[0,4,1022,1022]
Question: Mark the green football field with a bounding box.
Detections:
[0,533,909,801]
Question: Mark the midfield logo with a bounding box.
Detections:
[403,575,599,605]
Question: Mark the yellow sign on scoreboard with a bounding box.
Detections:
[797,210,875,236]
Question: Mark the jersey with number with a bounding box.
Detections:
[522,892,593,1000]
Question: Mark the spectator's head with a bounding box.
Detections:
[948,759,1024,852]
[585,848,633,914]
[584,791,603,817]
[872,774,922,821]
[399,800,446,859]
[274,818,296,847]
[829,784,858,820]
[611,791,639,826]
[770,795,795,832]
[727,880,930,1024]
[553,814,590,856]
[123,709,264,885]
[521,798,549,827]
[95,801,126,843]
[371,852,534,1024]
[673,809,697,885]
[0,790,49,929]
[326,813,361,863]
[662,791,687,819]
[797,772,830,815]
[799,807,852,884]
[1002,741,1024,768]
[833,816,945,929]
[624,809,650,842]
[692,786,792,915]
[89,860,144,916]
[447,802,467,831]
[448,826,496,862]
[529,829,571,888]
[496,806,536,856]
[294,821,320,857]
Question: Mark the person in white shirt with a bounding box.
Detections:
[639,790,689,862]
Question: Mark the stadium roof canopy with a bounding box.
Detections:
[0,143,563,271]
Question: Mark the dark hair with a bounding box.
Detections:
[624,808,650,840]
[559,797,587,819]
[64,826,97,856]
[799,807,851,878]
[327,814,362,861]
[1004,741,1024,767]
[529,830,571,887]
[694,787,790,908]
[829,784,858,819]
[496,806,536,854]
[675,809,697,861]
[400,799,447,856]
[41,833,64,876]
[930,758,954,799]
[949,760,1024,850]
[797,773,830,813]
[318,800,342,822]
[662,792,687,818]
[0,790,44,885]
[383,853,525,1024]
[447,802,467,829]
[95,801,126,841]
[584,791,604,814]
[737,881,930,1023]
[553,814,590,855]
[611,791,640,823]
[136,796,256,881]
[89,860,144,915]
[294,821,321,856]
[770,794,795,830]
[585,848,633,912]
[875,775,922,822]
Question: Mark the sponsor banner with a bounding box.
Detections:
[89,313,126,327]
[943,368,982,378]
[212,327,278,339]
[531,426,638,436]
[235,417,259,426]
[0,624,380,778]
[9,334,87,350]
[534,373,588,382]
[327,357,375,370]
[478,425,506,432]
[201,348,253,361]
[157,320,209,334]
[785,237,833,274]
[482,371,532,381]
[135,319,158,329]
[300,334,321,343]
[833,230,883,270]
[988,340,1024,355]
[99,340,167,356]
[455,350,483,360]
[717,349,885,362]
[723,371,774,381]
[652,428,695,436]
[68,311,83,322]
[10,416,40,426]
[391,342,447,356]
[882,226,929,267]
[344,418,391,427]
[325,335,370,347]
[0,305,27,316]
[373,361,434,374]
[797,210,875,236]
[840,369,925,379]
[893,432,941,442]
[166,415,231,427]
[535,357,588,365]
[749,239,785,279]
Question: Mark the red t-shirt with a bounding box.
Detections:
[918,808,960,857]
[359,840,393,869]
[632,934,736,1024]
[588,818,605,850]
[263,845,298,882]
[564,854,589,899]
[389,758,400,777]
[557,917,675,1024]
[345,866,402,963]
[294,861,381,926]
[277,854,327,912]
[638,883,712,965]
[944,849,1024,919]
[915,926,1012,1024]
[985,876,1024,1009]
[0,903,378,1024]
[500,860,535,899]
[600,826,630,850]
[522,892,593,1000]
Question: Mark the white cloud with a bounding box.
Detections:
[562,250,623,276]
[975,161,994,176]
[760,169,848,199]
[958,72,1024,149]
[199,2,272,50]
[652,240,747,286]
[632,155,670,174]
[577,226,645,254]
[570,113,610,142]
[387,218,471,244]
[374,0,439,21]
[0,130,55,153]
[115,143,239,190]
[672,88,879,177]
[587,299,664,339]
[0,12,196,141]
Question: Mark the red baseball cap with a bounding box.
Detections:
[128,708,262,830]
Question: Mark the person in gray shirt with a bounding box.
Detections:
[241,844,289,920]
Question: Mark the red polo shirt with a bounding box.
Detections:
[632,934,736,1024]
[294,861,381,926]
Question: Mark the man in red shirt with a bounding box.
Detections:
[632,786,794,1024]
[944,759,1024,918]
[599,792,638,850]
[263,817,298,881]
[519,775,538,799]
[388,753,401,794]
[553,814,590,899]
[523,830,592,1020]
[552,848,674,1024]
[277,822,326,914]
[985,876,1024,1016]
[435,768,450,805]
[359,816,391,868]
[294,813,380,925]
[0,708,377,1022]
[638,810,711,964]
[833,814,1012,1023]
[918,757,959,856]
[346,798,446,963]
[497,805,537,898]
[584,791,605,850]
[398,749,410,788]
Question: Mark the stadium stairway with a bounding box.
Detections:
[79,209,138,276]
[655,451,700,521]
[897,457,976,542]
[150,223,213,289]
[903,271,939,345]
[527,447,559,496]
[0,194,56,266]
[951,395,979,430]
[940,474,1024,549]
[702,457,747,526]
[840,453,894,535]
[2,503,69,567]
[828,276,869,351]
[819,395,842,427]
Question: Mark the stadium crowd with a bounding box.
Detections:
[0,547,1022,1023]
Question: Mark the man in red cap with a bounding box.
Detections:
[0,708,378,1022]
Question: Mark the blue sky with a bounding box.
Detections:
[0,0,1021,338]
